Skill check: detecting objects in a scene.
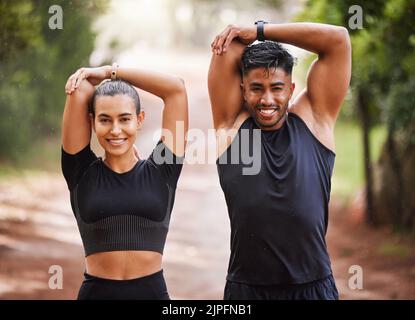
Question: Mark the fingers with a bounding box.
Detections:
[65,71,79,95]
[65,68,87,95]
[211,25,240,55]
[72,68,84,91]
[211,26,231,55]
[73,73,82,89]
[65,76,72,95]
[65,75,77,95]
[215,28,231,55]
[211,35,220,54]
[223,29,240,52]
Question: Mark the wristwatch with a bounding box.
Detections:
[254,20,269,42]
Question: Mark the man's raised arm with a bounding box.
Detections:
[214,22,351,127]
[208,39,246,130]
[262,23,351,125]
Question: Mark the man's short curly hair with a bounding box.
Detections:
[241,41,295,76]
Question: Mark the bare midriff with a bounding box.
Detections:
[85,250,162,280]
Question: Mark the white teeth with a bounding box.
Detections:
[108,139,127,145]
[259,109,276,114]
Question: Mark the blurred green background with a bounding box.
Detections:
[0,0,414,232]
[0,0,414,301]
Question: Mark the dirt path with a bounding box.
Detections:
[1,169,414,300]
[327,197,415,299]
[1,51,414,300]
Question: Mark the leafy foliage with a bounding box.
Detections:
[299,0,415,230]
[0,0,108,162]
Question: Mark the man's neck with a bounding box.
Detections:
[258,112,288,131]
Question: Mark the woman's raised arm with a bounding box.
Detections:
[61,70,97,154]
[110,67,188,157]
[72,66,188,157]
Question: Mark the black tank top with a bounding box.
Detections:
[217,113,335,285]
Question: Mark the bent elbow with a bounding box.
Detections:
[335,26,351,50]
[178,77,186,91]
[162,77,187,101]
[171,77,186,94]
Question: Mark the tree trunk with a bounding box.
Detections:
[373,127,415,232]
[357,88,375,225]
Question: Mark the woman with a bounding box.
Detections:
[61,64,188,299]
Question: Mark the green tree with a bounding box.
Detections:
[0,0,108,162]
[298,0,415,231]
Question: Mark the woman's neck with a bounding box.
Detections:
[103,149,139,173]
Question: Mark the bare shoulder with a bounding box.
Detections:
[289,90,336,153]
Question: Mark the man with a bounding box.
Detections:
[208,22,351,299]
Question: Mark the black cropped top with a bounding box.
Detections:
[61,141,183,257]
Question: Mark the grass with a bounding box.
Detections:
[22,136,61,171]
[0,136,61,178]
[332,122,387,201]
[377,242,412,258]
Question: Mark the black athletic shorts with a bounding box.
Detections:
[77,269,170,300]
[224,274,339,300]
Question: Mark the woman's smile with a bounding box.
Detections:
[106,138,128,146]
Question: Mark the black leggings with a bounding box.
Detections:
[77,269,170,300]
